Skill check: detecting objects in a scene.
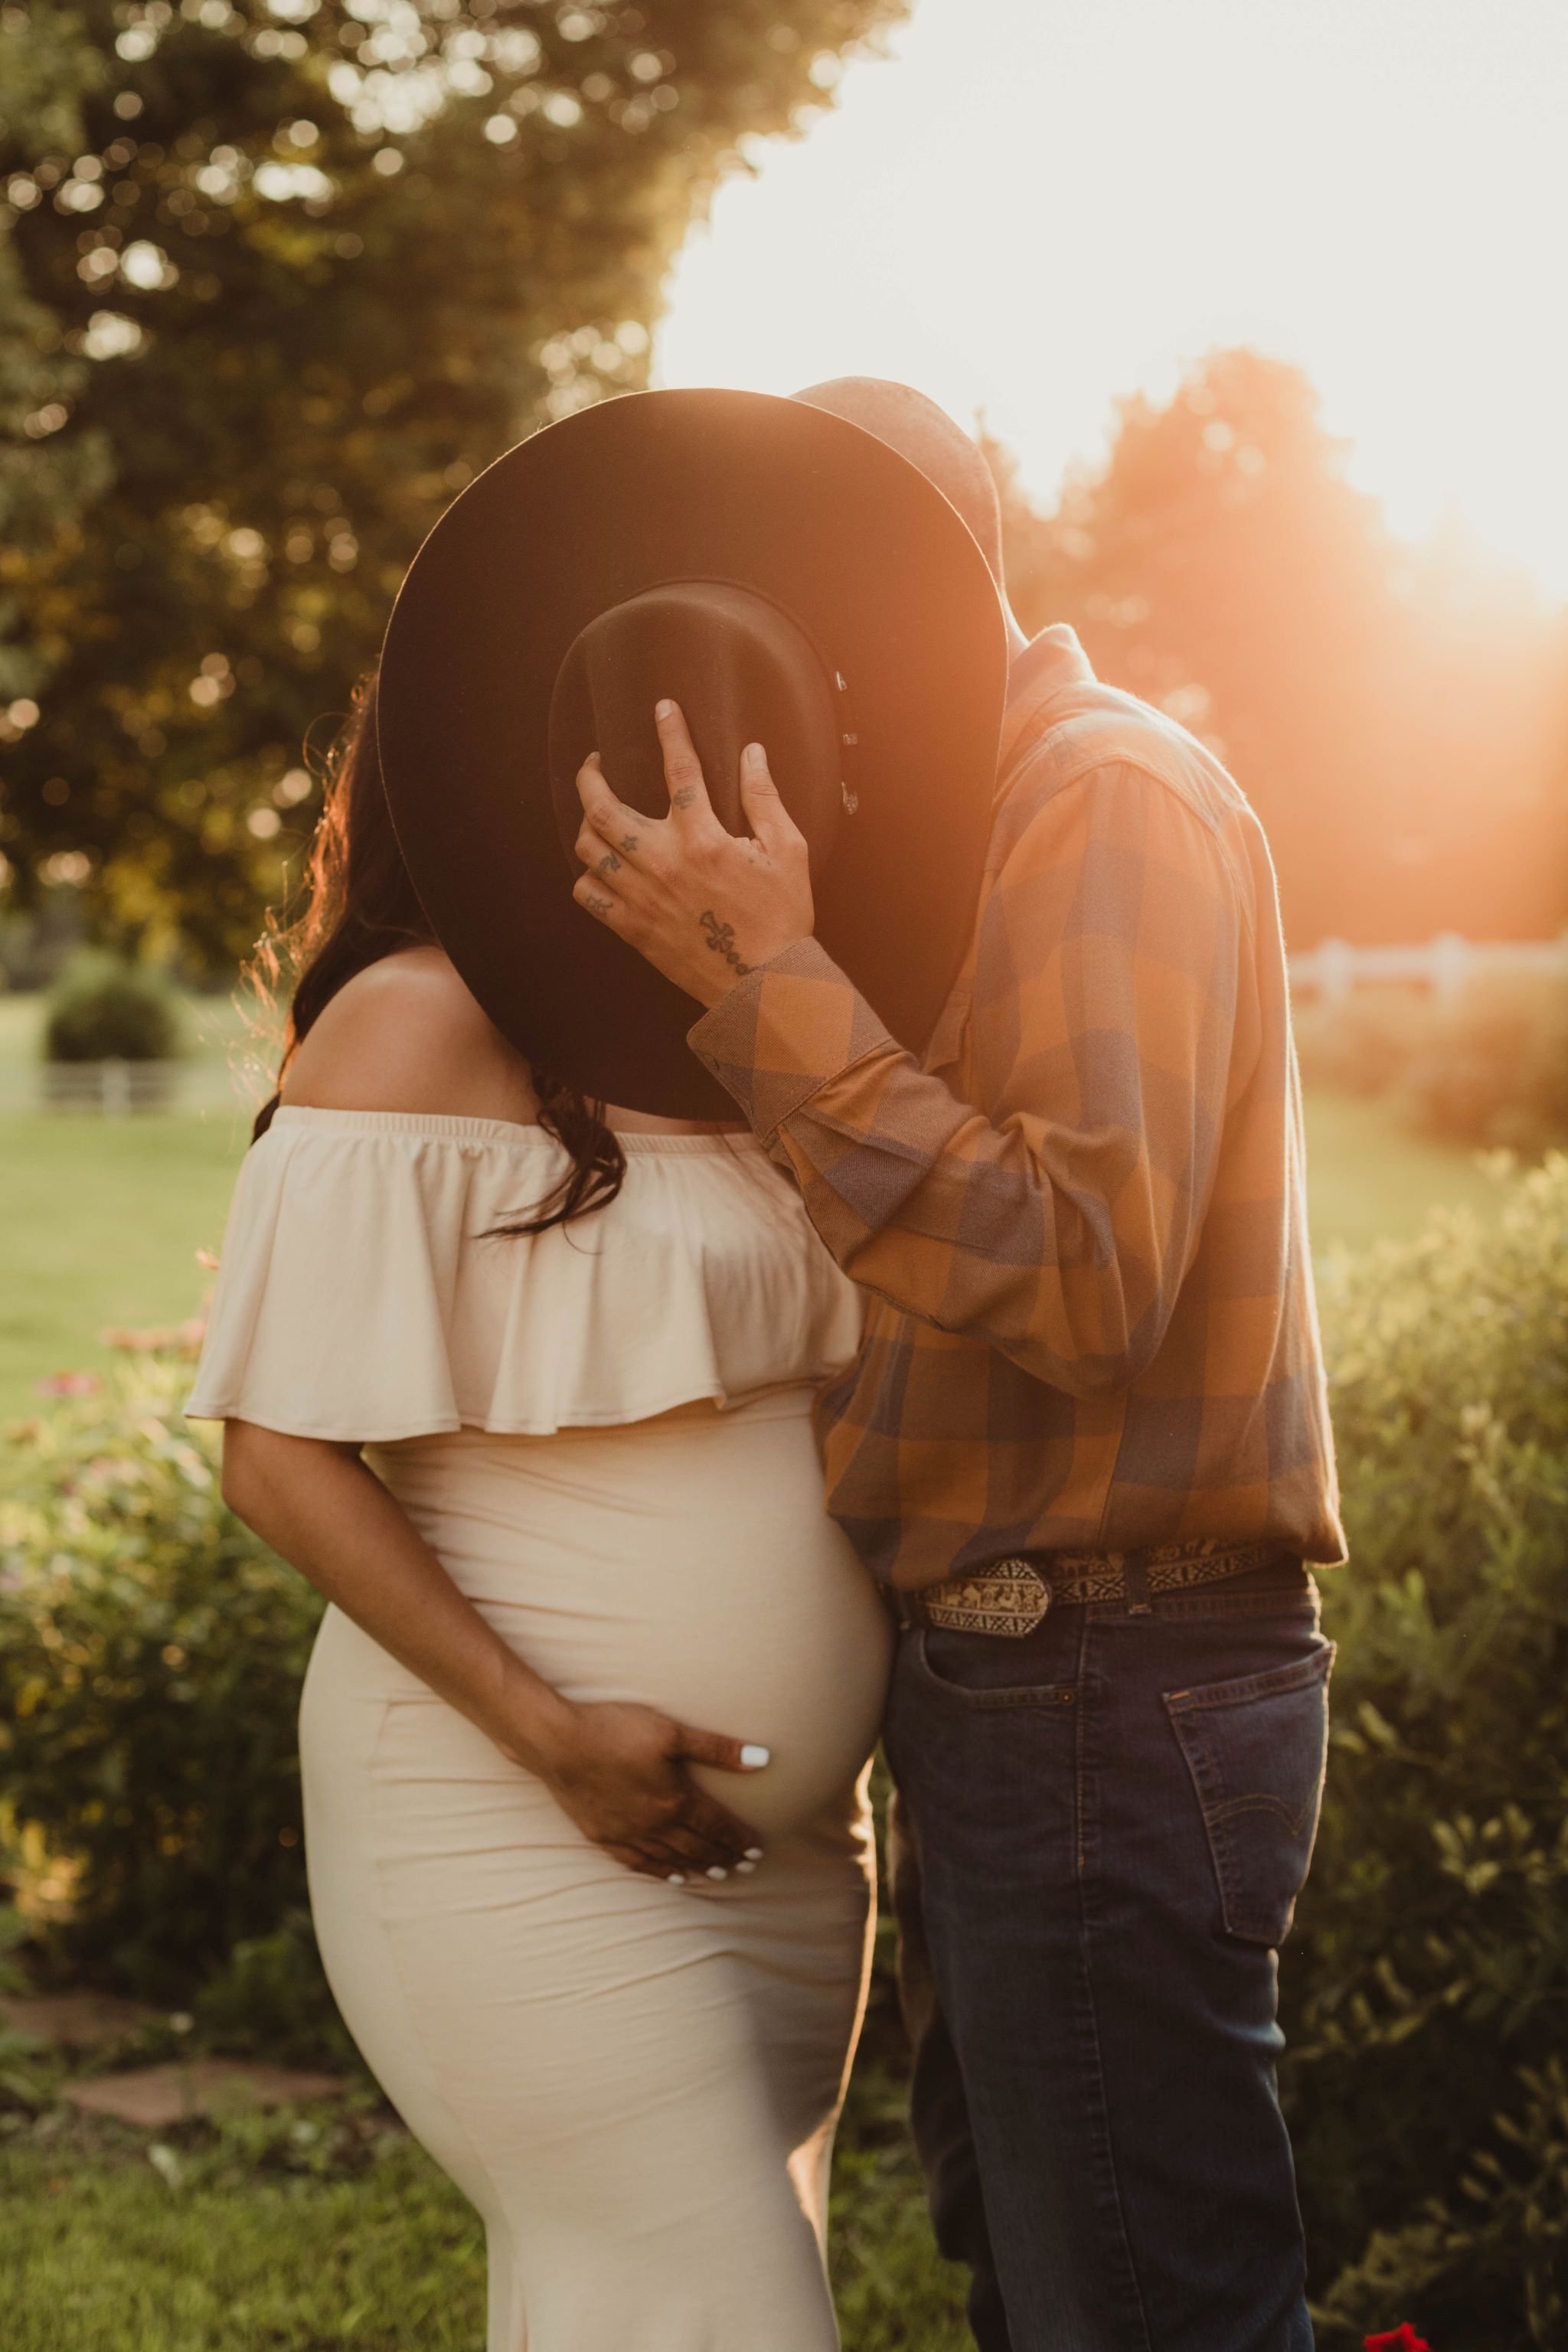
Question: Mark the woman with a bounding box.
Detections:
[187,676,893,2351]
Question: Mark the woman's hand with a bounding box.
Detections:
[570,701,815,1007]
[514,1698,769,1883]
[220,1424,768,1890]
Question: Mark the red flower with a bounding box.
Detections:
[1365,2329,1431,2352]
[34,1370,101,1397]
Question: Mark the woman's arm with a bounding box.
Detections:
[222,1419,766,1880]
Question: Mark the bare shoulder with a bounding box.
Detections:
[281,946,537,1122]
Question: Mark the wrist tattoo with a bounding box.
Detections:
[699,910,753,976]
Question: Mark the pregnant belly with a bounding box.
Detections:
[364,1400,893,1844]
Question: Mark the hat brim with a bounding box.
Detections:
[377,387,1008,1118]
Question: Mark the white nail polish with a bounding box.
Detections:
[706,1866,727,1881]
[740,1745,770,1769]
[735,1860,757,1875]
[667,1873,685,1886]
[743,1847,764,1860]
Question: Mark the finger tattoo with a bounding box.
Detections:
[597,851,622,875]
[670,788,698,810]
[618,832,640,855]
[582,891,615,917]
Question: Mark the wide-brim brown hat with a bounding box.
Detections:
[376,387,1008,1118]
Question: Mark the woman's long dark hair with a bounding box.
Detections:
[249,674,626,1236]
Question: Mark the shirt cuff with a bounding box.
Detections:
[687,936,896,1139]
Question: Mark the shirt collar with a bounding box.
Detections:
[1000,623,1096,772]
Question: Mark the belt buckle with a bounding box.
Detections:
[924,1559,1050,1638]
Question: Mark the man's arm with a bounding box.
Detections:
[697,766,1249,1393]
[571,707,1250,1397]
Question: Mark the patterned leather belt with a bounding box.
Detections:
[895,1540,1302,1637]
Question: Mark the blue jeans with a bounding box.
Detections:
[883,1575,1333,2352]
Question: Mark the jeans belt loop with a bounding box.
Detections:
[887,1585,922,1633]
[1121,1547,1152,1615]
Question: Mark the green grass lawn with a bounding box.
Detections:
[1,1113,251,1424]
[1,991,266,1423]
[2,2126,488,2352]
[0,2082,968,2352]
[1298,1086,1502,1255]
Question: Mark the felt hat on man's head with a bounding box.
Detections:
[375,386,1008,1119]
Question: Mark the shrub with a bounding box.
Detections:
[1293,973,1568,1155]
[192,1907,356,2068]
[1294,989,1433,1100]
[42,953,183,1064]
[1396,975,1568,1157]
[1285,1155,1568,2347]
[0,1359,322,2004]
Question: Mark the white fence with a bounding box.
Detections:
[1289,933,1568,1006]
[35,1059,183,1113]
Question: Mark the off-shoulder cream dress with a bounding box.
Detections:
[187,1110,891,2352]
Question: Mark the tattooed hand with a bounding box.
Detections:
[570,701,815,1008]
[698,911,753,976]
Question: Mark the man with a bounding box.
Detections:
[571,377,1346,2350]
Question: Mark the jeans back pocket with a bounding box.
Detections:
[1165,1642,1334,1948]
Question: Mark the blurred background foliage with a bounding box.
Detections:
[1293,972,1568,1158]
[0,1357,322,2001]
[990,347,1568,952]
[1286,1156,1568,2343]
[41,946,185,1060]
[0,0,905,971]
[4,1159,1565,2344]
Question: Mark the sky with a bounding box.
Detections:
[658,0,1568,597]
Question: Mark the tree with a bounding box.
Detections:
[0,0,904,969]
[992,348,1568,949]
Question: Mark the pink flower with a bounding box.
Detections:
[1365,2328,1432,2352]
[35,1371,101,1397]
[101,1315,206,1357]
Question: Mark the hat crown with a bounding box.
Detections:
[547,581,844,880]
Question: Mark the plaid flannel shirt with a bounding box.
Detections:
[690,626,1346,1590]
